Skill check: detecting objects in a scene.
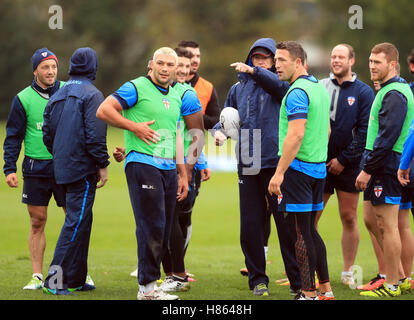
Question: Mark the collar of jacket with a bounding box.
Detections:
[31,78,60,96]
[329,72,357,87]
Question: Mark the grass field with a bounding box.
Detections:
[1,123,414,301]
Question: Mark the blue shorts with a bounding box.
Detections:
[277,167,325,213]
[363,173,402,206]
[22,176,66,207]
[324,166,360,194]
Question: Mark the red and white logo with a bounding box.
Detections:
[162,98,170,110]
[374,186,383,198]
[347,96,356,106]
[277,194,283,204]
[41,52,48,57]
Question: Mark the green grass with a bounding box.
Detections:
[1,123,414,300]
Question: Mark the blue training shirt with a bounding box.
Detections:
[285,75,326,179]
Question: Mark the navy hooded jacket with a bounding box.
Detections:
[43,47,110,184]
[214,38,289,173]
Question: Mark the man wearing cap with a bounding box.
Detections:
[213,38,300,297]
[3,48,66,290]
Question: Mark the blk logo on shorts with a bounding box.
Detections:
[277,194,283,204]
[374,186,383,198]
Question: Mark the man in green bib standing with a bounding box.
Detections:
[97,47,188,300]
[3,48,66,290]
[357,43,414,298]
[268,41,334,300]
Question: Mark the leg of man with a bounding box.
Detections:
[285,212,317,297]
[398,209,414,277]
[364,201,386,274]
[239,172,268,290]
[27,205,48,275]
[126,163,177,291]
[314,193,332,228]
[44,174,97,290]
[373,204,401,286]
[337,190,360,272]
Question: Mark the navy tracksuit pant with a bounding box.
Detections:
[162,168,197,274]
[238,168,301,290]
[44,173,97,289]
[125,162,177,286]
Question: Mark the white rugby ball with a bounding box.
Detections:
[220,107,240,140]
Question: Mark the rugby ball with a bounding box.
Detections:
[220,107,240,140]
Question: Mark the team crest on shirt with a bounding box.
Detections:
[277,194,283,204]
[347,96,356,106]
[162,98,170,110]
[374,186,383,198]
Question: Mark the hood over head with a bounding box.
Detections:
[68,47,98,80]
[245,38,276,67]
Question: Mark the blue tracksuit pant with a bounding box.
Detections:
[238,168,301,290]
[44,173,97,289]
[125,162,177,286]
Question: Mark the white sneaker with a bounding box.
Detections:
[130,268,138,277]
[159,276,175,290]
[86,275,95,286]
[23,275,43,290]
[137,287,179,300]
[295,293,319,300]
[161,278,190,292]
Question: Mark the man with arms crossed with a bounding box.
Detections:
[316,44,374,285]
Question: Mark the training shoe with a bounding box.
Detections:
[240,267,248,276]
[23,275,43,290]
[137,287,179,300]
[86,275,95,286]
[360,283,401,298]
[399,278,411,294]
[294,293,319,300]
[68,283,96,292]
[289,287,301,296]
[357,274,385,290]
[253,283,270,296]
[130,268,138,277]
[43,286,75,295]
[318,291,335,300]
[160,276,190,292]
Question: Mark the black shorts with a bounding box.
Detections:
[22,176,66,207]
[277,167,325,213]
[324,166,360,194]
[400,186,414,210]
[363,173,402,206]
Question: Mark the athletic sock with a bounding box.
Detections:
[33,273,43,281]
[386,282,399,291]
[379,273,386,279]
[341,271,353,277]
[139,280,156,293]
[264,246,268,261]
